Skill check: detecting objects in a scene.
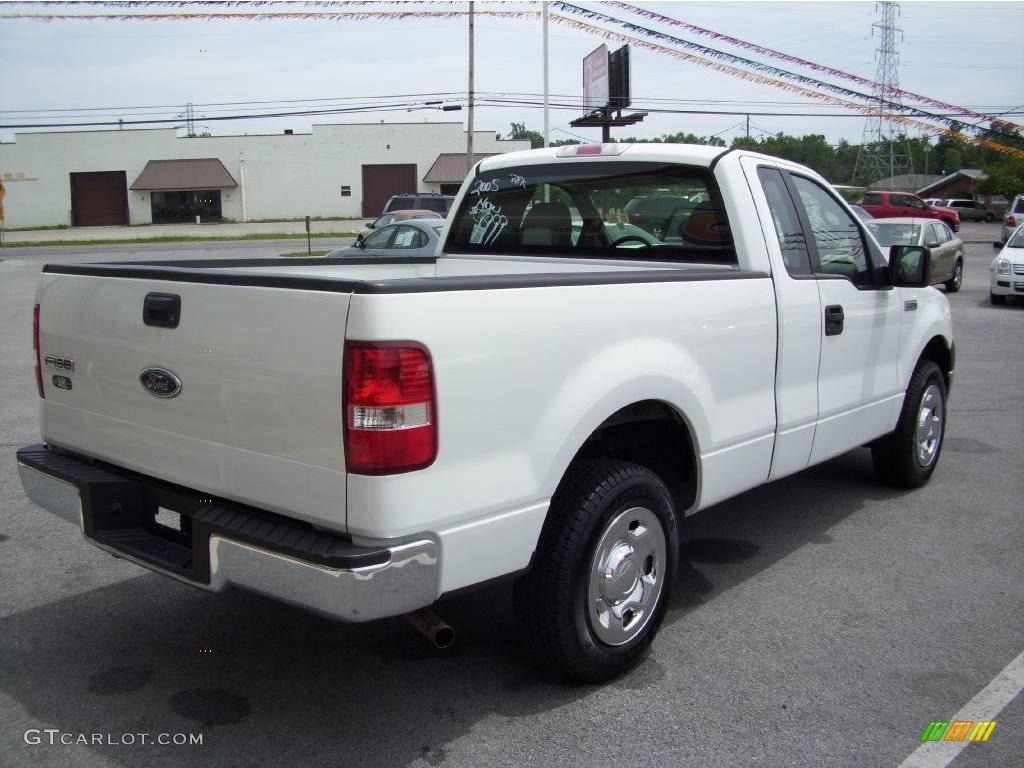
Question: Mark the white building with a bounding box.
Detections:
[0,123,528,229]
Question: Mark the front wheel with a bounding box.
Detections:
[945,260,963,293]
[871,360,947,488]
[515,460,678,683]
[985,213,995,223]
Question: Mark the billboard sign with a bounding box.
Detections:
[609,45,631,111]
[583,44,609,112]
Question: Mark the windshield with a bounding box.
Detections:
[867,222,921,247]
[1007,227,1024,248]
[445,161,734,262]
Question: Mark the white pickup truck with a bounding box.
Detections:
[18,144,953,682]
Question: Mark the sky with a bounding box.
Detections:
[0,0,1022,147]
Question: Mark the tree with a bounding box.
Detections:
[500,122,545,149]
[977,157,1024,198]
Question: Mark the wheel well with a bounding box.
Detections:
[571,400,698,516]
[920,336,953,390]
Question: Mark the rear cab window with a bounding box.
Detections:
[445,161,735,263]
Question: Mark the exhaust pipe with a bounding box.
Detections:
[404,608,455,649]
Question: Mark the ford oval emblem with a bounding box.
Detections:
[140,367,182,399]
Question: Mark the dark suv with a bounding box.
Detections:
[382,193,455,216]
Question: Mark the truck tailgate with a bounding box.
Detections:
[36,273,352,532]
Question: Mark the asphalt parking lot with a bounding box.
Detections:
[0,224,1021,767]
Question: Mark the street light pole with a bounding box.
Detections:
[543,1,550,148]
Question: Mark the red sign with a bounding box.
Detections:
[583,44,609,112]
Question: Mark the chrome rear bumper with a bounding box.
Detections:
[17,446,439,623]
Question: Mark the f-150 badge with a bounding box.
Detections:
[140,367,182,399]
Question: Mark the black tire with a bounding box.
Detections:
[872,360,947,488]
[945,260,963,293]
[990,292,1007,305]
[985,213,995,223]
[515,459,678,683]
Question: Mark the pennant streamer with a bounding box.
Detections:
[606,1,1021,133]
[547,13,1024,159]
[3,1,1020,157]
[550,2,1019,136]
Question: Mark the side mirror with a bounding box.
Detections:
[925,240,940,249]
[354,234,365,248]
[889,245,931,287]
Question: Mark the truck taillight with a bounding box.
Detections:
[33,304,45,399]
[1007,215,1017,228]
[343,341,436,474]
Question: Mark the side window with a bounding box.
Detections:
[390,225,426,248]
[936,223,952,243]
[861,192,881,205]
[790,175,872,287]
[757,166,811,276]
[925,223,942,246]
[363,226,394,249]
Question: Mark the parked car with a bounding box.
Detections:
[990,223,1024,304]
[1000,194,1024,243]
[923,198,944,207]
[850,204,873,221]
[866,217,964,292]
[382,192,455,216]
[857,190,960,231]
[359,209,442,239]
[623,193,697,240]
[943,199,997,222]
[19,144,953,682]
[329,218,444,258]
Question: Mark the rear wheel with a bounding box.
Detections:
[516,459,677,683]
[985,213,995,223]
[872,360,946,488]
[945,260,963,293]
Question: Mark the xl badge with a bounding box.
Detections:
[140,367,182,399]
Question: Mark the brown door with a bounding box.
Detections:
[361,164,417,217]
[70,171,128,226]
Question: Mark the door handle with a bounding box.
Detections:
[143,292,181,328]
[824,304,844,336]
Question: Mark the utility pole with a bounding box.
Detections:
[466,1,475,171]
[542,1,550,148]
[852,2,913,187]
[745,114,750,140]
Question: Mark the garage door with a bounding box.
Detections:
[361,164,417,217]
[70,171,128,226]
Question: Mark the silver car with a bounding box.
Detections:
[944,199,997,222]
[328,219,445,258]
[867,217,965,292]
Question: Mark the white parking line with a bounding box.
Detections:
[898,648,1024,768]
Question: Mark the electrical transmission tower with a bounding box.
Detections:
[853,2,914,187]
[182,103,196,138]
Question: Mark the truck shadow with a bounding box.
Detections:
[0,448,914,767]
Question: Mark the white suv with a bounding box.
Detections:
[1001,194,1024,243]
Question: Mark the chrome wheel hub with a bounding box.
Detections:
[915,383,944,468]
[587,506,666,646]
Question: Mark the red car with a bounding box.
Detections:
[857,191,960,231]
